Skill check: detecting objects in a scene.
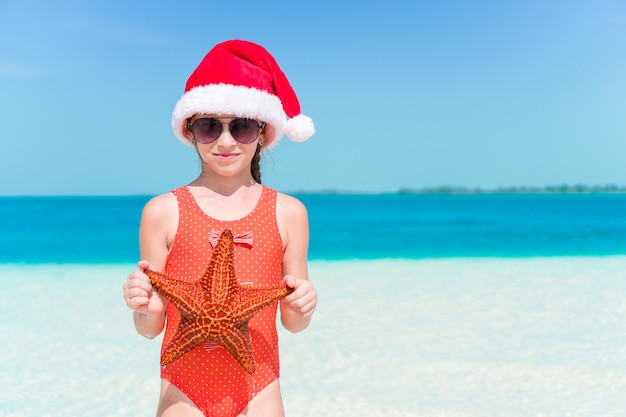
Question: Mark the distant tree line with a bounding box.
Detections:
[399,184,626,194]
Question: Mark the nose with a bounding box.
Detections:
[215,125,237,147]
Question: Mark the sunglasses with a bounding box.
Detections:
[187,117,266,144]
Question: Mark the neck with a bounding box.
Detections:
[192,171,258,197]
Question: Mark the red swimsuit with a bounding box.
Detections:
[161,186,284,417]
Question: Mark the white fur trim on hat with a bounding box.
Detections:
[283,114,315,142]
[172,84,313,149]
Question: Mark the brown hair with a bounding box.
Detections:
[251,143,262,184]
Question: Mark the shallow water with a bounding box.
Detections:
[2,257,626,416]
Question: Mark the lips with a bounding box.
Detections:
[214,153,239,160]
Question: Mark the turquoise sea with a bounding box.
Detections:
[2,193,626,263]
[2,193,626,417]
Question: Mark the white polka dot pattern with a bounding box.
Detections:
[159,186,284,417]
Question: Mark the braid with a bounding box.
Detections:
[251,143,262,184]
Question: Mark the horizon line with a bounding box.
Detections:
[2,184,626,198]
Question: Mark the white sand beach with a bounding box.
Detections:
[2,257,626,417]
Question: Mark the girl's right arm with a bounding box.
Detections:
[123,193,178,339]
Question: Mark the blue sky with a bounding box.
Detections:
[1,0,625,195]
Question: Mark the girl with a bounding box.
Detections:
[122,40,317,417]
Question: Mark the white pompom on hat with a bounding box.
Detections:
[172,39,314,149]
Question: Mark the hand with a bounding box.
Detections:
[123,260,165,315]
[282,274,317,319]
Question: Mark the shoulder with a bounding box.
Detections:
[275,191,308,221]
[140,192,179,250]
[142,192,178,222]
[139,192,179,264]
[275,191,309,248]
[274,191,309,263]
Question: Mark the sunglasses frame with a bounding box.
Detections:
[187,117,266,145]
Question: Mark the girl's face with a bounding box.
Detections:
[185,114,265,179]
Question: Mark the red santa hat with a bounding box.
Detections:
[172,39,314,149]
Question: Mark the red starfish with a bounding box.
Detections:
[145,229,293,374]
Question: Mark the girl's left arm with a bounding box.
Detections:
[277,194,317,333]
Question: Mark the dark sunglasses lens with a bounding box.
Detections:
[230,118,260,144]
[192,118,222,143]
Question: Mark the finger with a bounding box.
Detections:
[127,296,151,311]
[283,289,301,304]
[283,274,297,289]
[296,288,318,310]
[125,285,151,299]
[123,274,155,303]
[284,290,309,310]
[300,298,317,316]
[127,270,153,288]
[285,281,315,302]
[296,295,317,313]
[137,259,156,271]
[137,260,149,270]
